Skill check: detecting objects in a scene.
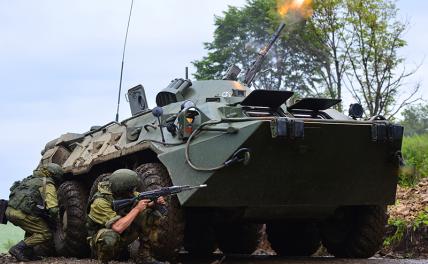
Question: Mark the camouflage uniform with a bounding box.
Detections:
[6,163,63,261]
[86,172,163,264]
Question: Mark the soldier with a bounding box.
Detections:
[86,169,166,264]
[6,163,64,261]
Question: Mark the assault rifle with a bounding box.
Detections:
[243,22,286,87]
[112,184,207,213]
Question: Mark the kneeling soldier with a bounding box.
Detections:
[6,163,64,261]
[87,169,166,264]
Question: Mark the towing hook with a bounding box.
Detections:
[395,151,405,167]
[224,148,251,167]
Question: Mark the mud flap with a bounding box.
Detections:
[0,199,8,224]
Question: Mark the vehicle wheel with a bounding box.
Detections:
[54,181,90,257]
[184,215,217,256]
[266,222,321,256]
[216,223,262,254]
[136,163,185,261]
[321,206,387,258]
[88,173,111,202]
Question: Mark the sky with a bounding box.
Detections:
[0,0,426,199]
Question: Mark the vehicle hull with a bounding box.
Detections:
[164,120,399,219]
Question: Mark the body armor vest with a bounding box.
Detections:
[8,175,54,216]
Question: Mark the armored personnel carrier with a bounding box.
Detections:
[39,23,404,260]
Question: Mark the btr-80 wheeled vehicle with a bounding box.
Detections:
[39,23,404,260]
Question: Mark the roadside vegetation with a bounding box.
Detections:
[399,103,428,187]
[399,133,428,187]
[384,105,428,257]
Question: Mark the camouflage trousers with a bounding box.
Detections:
[89,211,160,263]
[5,207,53,248]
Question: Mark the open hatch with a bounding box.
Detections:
[288,98,341,111]
[241,90,294,109]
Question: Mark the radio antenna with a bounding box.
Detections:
[115,0,135,122]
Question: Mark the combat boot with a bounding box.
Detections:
[137,242,167,264]
[25,247,42,261]
[9,240,30,262]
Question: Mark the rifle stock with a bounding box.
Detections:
[112,197,137,211]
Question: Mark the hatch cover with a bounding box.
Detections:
[241,90,294,109]
[288,98,341,111]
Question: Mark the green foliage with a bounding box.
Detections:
[192,0,323,94]
[385,209,428,247]
[384,218,406,247]
[306,0,350,110]
[401,103,428,136]
[399,133,428,187]
[193,0,416,117]
[344,0,417,118]
[413,209,428,230]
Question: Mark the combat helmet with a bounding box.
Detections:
[110,169,140,196]
[38,163,65,184]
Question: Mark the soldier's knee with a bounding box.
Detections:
[101,230,120,248]
[93,229,121,262]
[94,229,120,251]
[5,207,24,224]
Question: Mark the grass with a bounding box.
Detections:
[0,223,24,253]
[399,133,428,187]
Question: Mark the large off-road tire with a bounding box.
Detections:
[216,223,263,255]
[136,163,185,261]
[54,181,90,257]
[184,215,217,256]
[266,222,321,256]
[321,205,387,258]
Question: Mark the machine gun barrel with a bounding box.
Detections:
[243,22,286,87]
[112,184,207,211]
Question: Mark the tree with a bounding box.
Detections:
[193,0,420,117]
[344,0,420,118]
[305,0,350,111]
[401,103,428,136]
[192,0,322,94]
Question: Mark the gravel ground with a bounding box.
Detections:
[1,254,427,264]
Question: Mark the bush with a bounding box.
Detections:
[399,133,428,187]
[384,218,407,247]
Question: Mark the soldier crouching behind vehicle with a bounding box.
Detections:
[6,163,64,261]
[86,169,166,264]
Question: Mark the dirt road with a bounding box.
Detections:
[1,254,427,264]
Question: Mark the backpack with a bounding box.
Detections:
[8,175,53,216]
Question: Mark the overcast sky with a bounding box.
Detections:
[0,0,426,198]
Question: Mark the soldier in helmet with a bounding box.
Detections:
[87,169,166,264]
[6,163,64,261]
